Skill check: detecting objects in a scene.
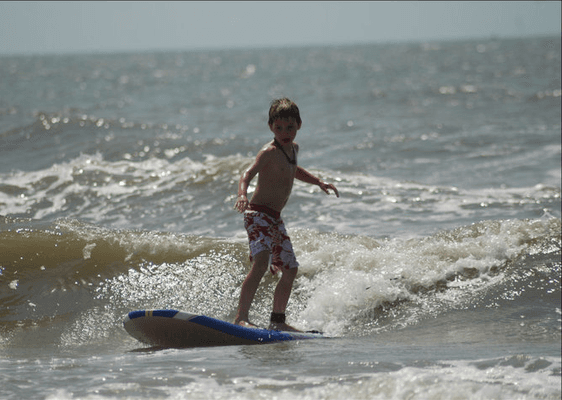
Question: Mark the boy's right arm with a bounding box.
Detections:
[235,171,252,213]
[234,150,267,213]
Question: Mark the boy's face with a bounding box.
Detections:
[269,118,301,145]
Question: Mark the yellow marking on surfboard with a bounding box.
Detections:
[146,310,152,317]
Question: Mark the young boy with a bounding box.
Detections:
[233,98,339,331]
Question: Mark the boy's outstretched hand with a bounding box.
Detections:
[319,182,339,197]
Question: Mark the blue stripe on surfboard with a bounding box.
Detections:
[128,309,179,320]
[190,315,295,343]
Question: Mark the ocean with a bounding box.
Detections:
[0,36,560,399]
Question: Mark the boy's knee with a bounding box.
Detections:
[282,267,298,280]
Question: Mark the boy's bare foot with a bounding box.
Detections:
[268,322,302,332]
[235,320,261,329]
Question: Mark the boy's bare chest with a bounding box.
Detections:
[261,159,296,183]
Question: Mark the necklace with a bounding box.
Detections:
[273,139,296,165]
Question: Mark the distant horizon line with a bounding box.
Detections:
[1,32,559,58]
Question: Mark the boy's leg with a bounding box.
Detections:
[269,267,300,331]
[234,250,269,327]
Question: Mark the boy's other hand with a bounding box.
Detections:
[320,183,339,198]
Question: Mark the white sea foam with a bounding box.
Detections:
[293,218,559,335]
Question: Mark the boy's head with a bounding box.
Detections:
[268,98,302,127]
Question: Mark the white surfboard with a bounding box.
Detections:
[123,309,324,348]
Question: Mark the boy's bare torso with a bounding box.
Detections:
[249,141,299,212]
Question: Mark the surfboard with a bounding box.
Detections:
[123,309,324,348]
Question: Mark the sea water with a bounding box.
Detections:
[0,36,560,399]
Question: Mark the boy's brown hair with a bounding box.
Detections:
[268,98,302,126]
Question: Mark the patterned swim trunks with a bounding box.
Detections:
[244,204,299,275]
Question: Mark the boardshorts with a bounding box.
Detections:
[244,204,299,275]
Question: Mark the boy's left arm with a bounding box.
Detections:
[295,167,339,197]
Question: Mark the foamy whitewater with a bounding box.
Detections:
[1,36,560,399]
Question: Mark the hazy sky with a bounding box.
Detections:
[0,1,560,55]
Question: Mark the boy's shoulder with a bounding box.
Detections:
[261,140,276,151]
[252,141,277,165]
[257,141,276,156]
